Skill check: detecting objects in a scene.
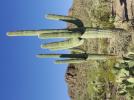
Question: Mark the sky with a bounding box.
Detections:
[0,0,72,100]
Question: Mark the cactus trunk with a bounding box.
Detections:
[81,28,125,38]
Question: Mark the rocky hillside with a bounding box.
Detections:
[65,0,134,100]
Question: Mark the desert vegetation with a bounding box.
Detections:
[7,0,134,99]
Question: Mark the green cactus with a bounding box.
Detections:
[47,14,78,21]
[38,28,126,39]
[37,53,87,59]
[7,14,127,40]
[38,32,81,39]
[46,14,84,27]
[41,38,84,50]
[39,29,72,33]
[46,46,85,51]
[7,30,48,36]
[7,28,75,36]
[37,53,117,64]
[7,28,81,37]
[81,28,125,38]
[36,28,83,33]
[7,27,126,39]
[55,58,86,64]
[44,47,72,51]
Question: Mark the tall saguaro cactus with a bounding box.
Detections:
[7,14,133,60]
[37,53,117,64]
[7,14,129,51]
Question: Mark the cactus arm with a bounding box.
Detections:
[46,14,84,27]
[37,53,87,59]
[41,38,84,50]
[47,46,85,51]
[55,58,86,64]
[38,32,81,39]
[7,30,51,36]
[45,47,72,51]
[47,14,77,21]
[7,27,83,37]
[37,54,62,58]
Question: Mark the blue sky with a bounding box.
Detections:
[0,0,72,100]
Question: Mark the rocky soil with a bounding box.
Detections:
[65,0,134,100]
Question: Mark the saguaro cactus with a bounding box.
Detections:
[7,14,129,51]
[37,53,117,64]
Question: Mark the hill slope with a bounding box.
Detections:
[65,0,134,100]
